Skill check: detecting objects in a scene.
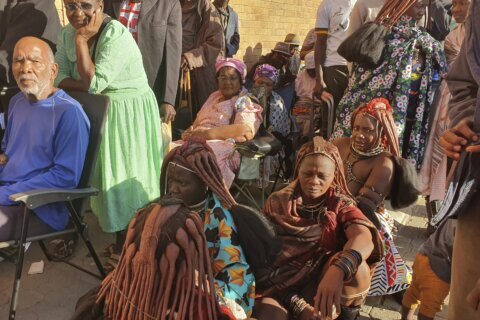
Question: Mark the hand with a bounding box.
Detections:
[160,103,176,123]
[467,278,480,313]
[439,119,480,160]
[76,9,104,42]
[313,266,344,320]
[0,153,7,165]
[314,82,334,104]
[181,56,190,71]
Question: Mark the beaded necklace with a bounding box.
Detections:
[343,143,384,185]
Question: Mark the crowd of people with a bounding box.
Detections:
[1,0,480,319]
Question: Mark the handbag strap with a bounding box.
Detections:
[91,16,113,63]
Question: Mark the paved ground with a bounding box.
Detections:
[0,196,449,319]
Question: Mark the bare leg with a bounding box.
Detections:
[253,297,289,320]
[401,306,415,320]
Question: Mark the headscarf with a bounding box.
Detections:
[215,58,247,83]
[351,98,401,157]
[97,199,220,320]
[305,51,315,69]
[253,64,280,85]
[294,136,351,197]
[161,138,237,209]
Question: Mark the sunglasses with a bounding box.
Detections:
[65,2,95,12]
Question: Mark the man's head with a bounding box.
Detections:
[270,42,291,68]
[12,37,58,102]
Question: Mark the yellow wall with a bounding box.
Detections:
[54,1,320,67]
[232,0,320,69]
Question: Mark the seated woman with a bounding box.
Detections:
[254,137,383,320]
[73,140,280,319]
[253,64,291,185]
[333,98,418,297]
[73,199,243,320]
[180,58,263,188]
[55,0,164,255]
[161,139,280,317]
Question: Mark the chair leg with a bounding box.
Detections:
[9,206,31,320]
[67,202,106,279]
[38,240,52,261]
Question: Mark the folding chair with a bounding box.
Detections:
[1,91,109,320]
[232,86,283,210]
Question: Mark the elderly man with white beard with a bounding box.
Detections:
[0,37,90,242]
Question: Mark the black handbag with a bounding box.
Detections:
[338,22,389,68]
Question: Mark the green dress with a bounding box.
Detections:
[55,20,163,233]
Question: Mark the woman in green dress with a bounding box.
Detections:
[54,0,164,253]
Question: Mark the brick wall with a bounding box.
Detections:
[232,0,321,69]
[53,0,321,67]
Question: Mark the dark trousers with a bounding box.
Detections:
[323,65,349,112]
[0,205,55,242]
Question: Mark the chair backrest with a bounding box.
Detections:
[66,91,109,213]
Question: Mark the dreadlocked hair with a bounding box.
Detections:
[375,0,419,27]
[160,138,281,275]
[351,98,401,157]
[96,198,219,320]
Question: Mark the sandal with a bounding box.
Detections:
[103,256,120,274]
[50,238,77,260]
[103,243,122,258]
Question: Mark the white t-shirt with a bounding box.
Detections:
[347,0,386,36]
[315,0,357,67]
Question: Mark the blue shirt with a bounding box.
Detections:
[0,90,90,230]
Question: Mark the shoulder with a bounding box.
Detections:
[7,93,26,116]
[101,19,131,41]
[374,152,395,166]
[53,91,90,125]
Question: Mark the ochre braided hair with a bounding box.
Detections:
[294,136,351,197]
[375,0,419,27]
[351,98,401,157]
[160,138,237,209]
[96,199,219,320]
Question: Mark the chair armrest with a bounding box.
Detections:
[9,187,99,210]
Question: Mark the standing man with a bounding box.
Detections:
[438,0,480,318]
[104,0,182,124]
[314,0,357,110]
[181,0,224,116]
[213,0,240,58]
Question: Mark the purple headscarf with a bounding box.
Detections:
[253,64,280,85]
[215,58,247,83]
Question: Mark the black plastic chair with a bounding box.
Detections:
[1,91,109,320]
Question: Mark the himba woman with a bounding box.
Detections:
[161,139,280,317]
[419,0,471,223]
[334,0,447,169]
[333,98,418,297]
[253,137,383,320]
[73,199,244,320]
[73,140,280,319]
[178,58,262,188]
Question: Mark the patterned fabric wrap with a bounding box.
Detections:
[334,16,447,168]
